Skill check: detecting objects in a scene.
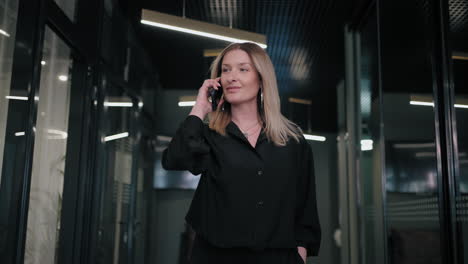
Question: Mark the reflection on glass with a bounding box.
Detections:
[380,0,442,263]
[94,89,134,264]
[24,27,72,264]
[358,11,385,264]
[0,1,20,258]
[54,0,76,21]
[451,43,468,264]
[0,0,19,189]
[449,0,468,256]
[450,6,468,188]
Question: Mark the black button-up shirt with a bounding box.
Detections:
[162,115,321,256]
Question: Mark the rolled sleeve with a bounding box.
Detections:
[295,141,321,256]
[161,115,210,175]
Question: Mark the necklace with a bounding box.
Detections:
[243,125,261,138]
[240,121,260,138]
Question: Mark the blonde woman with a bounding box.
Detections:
[162,42,320,264]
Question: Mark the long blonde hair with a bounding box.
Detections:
[208,42,303,146]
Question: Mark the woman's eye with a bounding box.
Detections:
[222,68,229,72]
[240,68,248,72]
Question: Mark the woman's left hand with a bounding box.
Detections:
[297,246,307,263]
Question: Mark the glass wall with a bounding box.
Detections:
[93,83,136,264]
[0,0,22,259]
[452,58,468,263]
[0,0,19,193]
[0,0,155,263]
[24,26,73,264]
[448,0,468,262]
[358,10,386,264]
[380,0,443,263]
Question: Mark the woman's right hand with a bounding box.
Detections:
[189,77,224,120]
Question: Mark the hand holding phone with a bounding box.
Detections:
[190,78,223,120]
[208,85,223,111]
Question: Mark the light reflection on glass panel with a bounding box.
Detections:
[94,89,134,264]
[24,27,72,264]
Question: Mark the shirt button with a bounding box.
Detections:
[257,201,264,207]
[257,170,263,176]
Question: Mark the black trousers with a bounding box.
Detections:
[189,235,305,264]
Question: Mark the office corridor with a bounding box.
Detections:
[0,0,467,264]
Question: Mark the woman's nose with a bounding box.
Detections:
[227,70,238,82]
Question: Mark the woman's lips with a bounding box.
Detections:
[226,87,240,92]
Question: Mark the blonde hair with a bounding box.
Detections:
[208,42,303,146]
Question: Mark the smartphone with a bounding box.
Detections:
[208,84,223,111]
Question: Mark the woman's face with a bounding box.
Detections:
[220,49,261,106]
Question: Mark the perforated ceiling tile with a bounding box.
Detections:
[449,0,468,33]
[184,0,340,88]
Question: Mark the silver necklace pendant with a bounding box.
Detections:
[239,121,261,139]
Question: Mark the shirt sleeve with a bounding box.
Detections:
[295,141,321,256]
[161,115,211,175]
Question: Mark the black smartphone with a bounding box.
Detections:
[208,85,223,111]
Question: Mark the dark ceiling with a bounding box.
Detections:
[121,0,354,133]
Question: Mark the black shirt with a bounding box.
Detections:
[162,115,321,257]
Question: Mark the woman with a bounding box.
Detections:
[162,42,320,264]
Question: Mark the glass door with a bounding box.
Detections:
[448,0,468,262]
[0,0,19,187]
[451,55,468,264]
[0,0,97,262]
[92,78,138,264]
[380,0,444,263]
[23,26,74,264]
[0,0,20,262]
[346,1,466,263]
